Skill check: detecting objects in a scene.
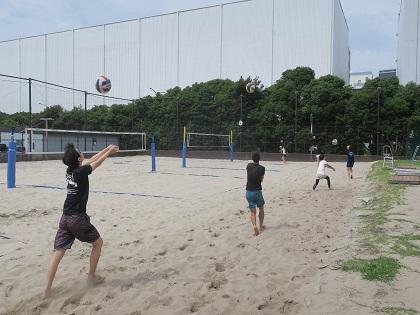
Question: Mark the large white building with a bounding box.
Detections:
[397,0,420,85]
[0,0,349,114]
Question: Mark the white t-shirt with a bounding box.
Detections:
[282,147,286,154]
[317,160,328,175]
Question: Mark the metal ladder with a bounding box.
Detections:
[382,145,394,169]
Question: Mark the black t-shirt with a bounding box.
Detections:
[347,150,355,163]
[63,165,92,215]
[246,163,265,191]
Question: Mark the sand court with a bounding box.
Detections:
[0,156,372,314]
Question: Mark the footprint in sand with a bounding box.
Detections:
[103,294,114,302]
[157,249,167,256]
[179,244,188,251]
[60,293,84,312]
[208,278,227,290]
[215,263,225,272]
[32,300,50,314]
[187,238,193,242]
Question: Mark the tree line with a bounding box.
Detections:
[1,67,419,155]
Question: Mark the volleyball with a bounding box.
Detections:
[332,138,338,146]
[96,75,111,94]
[246,82,256,94]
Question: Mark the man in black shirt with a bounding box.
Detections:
[246,152,265,236]
[43,143,118,299]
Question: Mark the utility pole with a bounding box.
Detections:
[40,118,53,152]
[376,87,381,156]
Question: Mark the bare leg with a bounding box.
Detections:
[88,237,103,284]
[326,176,331,189]
[44,249,66,299]
[250,209,259,236]
[349,167,353,179]
[313,179,320,190]
[258,207,265,231]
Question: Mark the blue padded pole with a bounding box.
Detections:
[182,126,187,168]
[182,141,187,168]
[7,141,16,188]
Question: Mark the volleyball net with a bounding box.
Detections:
[182,127,234,167]
[24,128,146,154]
[186,132,232,149]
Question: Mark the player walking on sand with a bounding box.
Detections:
[246,152,266,236]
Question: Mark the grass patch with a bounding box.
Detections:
[375,306,419,315]
[341,256,400,282]
[392,234,420,257]
[357,162,407,253]
[394,159,420,169]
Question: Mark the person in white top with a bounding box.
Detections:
[313,154,335,190]
[279,145,287,163]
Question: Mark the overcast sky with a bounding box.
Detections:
[0,0,401,76]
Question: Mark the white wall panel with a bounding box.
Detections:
[398,0,419,84]
[1,0,351,113]
[105,20,139,104]
[221,0,272,85]
[21,36,46,113]
[332,0,349,84]
[417,1,420,84]
[0,40,21,113]
[140,13,178,96]
[179,6,221,87]
[273,0,332,81]
[46,31,75,110]
[74,26,104,108]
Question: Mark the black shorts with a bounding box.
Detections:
[54,213,100,250]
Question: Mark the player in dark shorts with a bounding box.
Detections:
[346,145,355,179]
[246,152,266,236]
[43,143,118,299]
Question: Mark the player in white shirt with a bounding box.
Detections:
[313,154,335,190]
[279,145,287,163]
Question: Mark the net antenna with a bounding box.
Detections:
[24,128,146,154]
[412,145,420,161]
[186,132,232,149]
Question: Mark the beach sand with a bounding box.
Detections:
[0,156,376,314]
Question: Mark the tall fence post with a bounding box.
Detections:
[29,78,32,152]
[84,91,87,151]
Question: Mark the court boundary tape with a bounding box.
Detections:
[18,184,183,200]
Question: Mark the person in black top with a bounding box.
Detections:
[246,152,266,236]
[346,145,355,179]
[43,143,118,299]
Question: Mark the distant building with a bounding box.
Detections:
[379,69,397,78]
[350,72,373,89]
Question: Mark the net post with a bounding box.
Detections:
[182,126,187,168]
[151,135,157,172]
[7,128,16,188]
[230,130,234,162]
